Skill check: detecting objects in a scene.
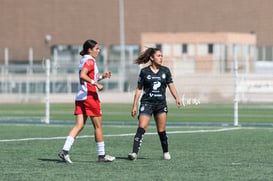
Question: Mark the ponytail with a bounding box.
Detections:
[80,50,86,56]
[134,48,160,64]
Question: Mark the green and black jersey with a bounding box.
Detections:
[138,65,173,105]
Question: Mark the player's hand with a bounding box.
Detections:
[131,107,137,117]
[103,71,112,79]
[96,83,104,91]
[176,98,182,108]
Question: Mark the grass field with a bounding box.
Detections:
[0,103,273,180]
[1,125,273,181]
[0,103,273,124]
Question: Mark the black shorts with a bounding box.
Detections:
[138,103,168,117]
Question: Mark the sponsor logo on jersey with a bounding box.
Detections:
[153,81,161,90]
[162,73,166,79]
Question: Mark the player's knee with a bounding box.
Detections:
[137,127,145,135]
[76,124,85,131]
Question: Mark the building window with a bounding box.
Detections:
[182,44,188,54]
[208,44,213,54]
[156,44,162,50]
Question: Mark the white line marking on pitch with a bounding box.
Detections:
[0,127,242,143]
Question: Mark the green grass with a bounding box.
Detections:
[0,103,273,124]
[1,124,273,181]
[0,103,273,180]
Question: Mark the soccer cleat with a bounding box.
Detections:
[163,152,171,160]
[128,152,137,160]
[97,155,116,162]
[58,150,73,164]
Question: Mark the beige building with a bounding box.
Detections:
[0,0,273,63]
[141,32,256,74]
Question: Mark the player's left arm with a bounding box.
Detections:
[168,83,182,107]
[80,67,103,90]
[165,67,182,107]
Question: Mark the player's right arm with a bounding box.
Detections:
[131,85,142,117]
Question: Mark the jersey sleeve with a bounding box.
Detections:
[137,69,144,88]
[165,67,173,84]
[83,58,95,72]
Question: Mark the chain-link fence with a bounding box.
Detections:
[0,46,273,125]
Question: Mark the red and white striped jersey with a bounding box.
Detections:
[75,55,99,101]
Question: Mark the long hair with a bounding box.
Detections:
[80,39,98,56]
[134,47,161,64]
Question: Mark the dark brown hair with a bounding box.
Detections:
[80,39,98,56]
[134,47,161,64]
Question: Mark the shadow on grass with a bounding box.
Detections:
[38,158,64,163]
[38,156,151,164]
[115,156,150,161]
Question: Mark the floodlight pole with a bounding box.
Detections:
[4,48,9,93]
[119,0,126,92]
[4,48,8,72]
[29,48,33,74]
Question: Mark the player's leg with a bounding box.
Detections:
[59,114,87,163]
[154,105,171,160]
[69,114,87,138]
[134,115,151,151]
[128,114,151,160]
[91,116,115,162]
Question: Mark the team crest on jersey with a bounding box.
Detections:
[147,75,151,80]
[162,73,166,79]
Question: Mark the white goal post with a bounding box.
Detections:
[233,45,239,126]
[45,59,50,124]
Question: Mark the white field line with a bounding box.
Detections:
[0,127,242,143]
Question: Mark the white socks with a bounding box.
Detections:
[63,137,105,156]
[96,141,105,156]
[63,136,75,151]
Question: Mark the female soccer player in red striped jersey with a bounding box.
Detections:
[58,39,115,163]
